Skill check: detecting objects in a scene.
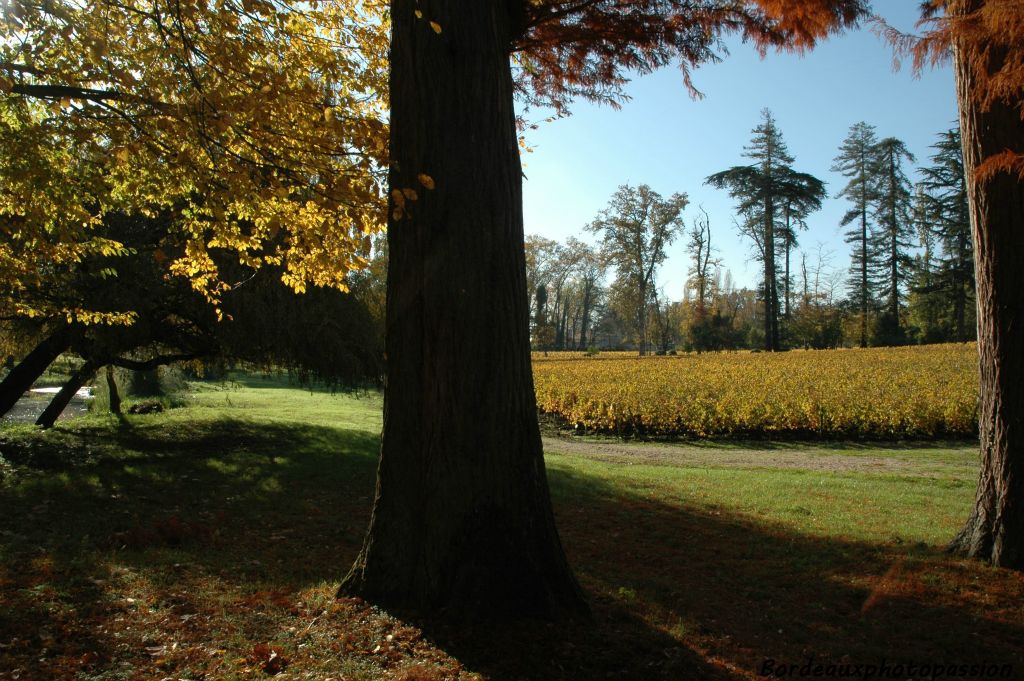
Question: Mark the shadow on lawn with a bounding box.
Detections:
[0,418,1021,680]
[548,464,1024,675]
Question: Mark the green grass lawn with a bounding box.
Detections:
[1,374,1021,680]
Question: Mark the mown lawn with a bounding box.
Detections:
[1,375,1022,680]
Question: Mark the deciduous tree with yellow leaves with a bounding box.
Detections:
[0,0,389,417]
[0,0,389,323]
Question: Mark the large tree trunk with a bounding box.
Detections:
[0,325,75,418]
[36,359,100,429]
[948,18,1024,569]
[341,0,588,617]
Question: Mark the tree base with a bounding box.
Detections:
[949,512,1024,571]
[339,518,591,621]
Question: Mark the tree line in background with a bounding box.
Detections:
[528,115,973,354]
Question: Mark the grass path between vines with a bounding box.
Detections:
[542,435,976,476]
[0,374,1021,680]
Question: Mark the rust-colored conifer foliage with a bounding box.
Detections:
[513,0,868,111]
[877,0,1024,180]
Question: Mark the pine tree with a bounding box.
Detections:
[907,184,947,342]
[706,109,824,351]
[870,137,916,344]
[919,128,974,342]
[777,168,825,331]
[831,121,879,348]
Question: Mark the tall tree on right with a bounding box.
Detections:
[882,0,1024,568]
[944,0,1024,568]
[831,121,879,348]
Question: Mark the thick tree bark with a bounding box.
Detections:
[36,359,100,428]
[948,20,1024,569]
[0,325,75,418]
[341,0,588,617]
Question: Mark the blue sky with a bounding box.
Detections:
[519,4,958,296]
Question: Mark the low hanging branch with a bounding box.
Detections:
[110,352,204,372]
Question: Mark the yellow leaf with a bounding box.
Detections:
[417,173,435,190]
[401,188,418,201]
[430,21,441,34]
[415,9,423,18]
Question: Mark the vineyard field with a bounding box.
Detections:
[532,344,978,438]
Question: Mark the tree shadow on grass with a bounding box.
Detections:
[378,463,1024,680]
[0,418,1021,680]
[0,417,380,573]
[546,464,1024,677]
[0,418,385,679]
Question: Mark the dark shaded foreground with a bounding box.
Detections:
[0,418,1021,679]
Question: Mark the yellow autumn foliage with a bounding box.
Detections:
[0,0,389,322]
[533,344,978,438]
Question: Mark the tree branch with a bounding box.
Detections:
[8,82,164,109]
[111,352,204,371]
